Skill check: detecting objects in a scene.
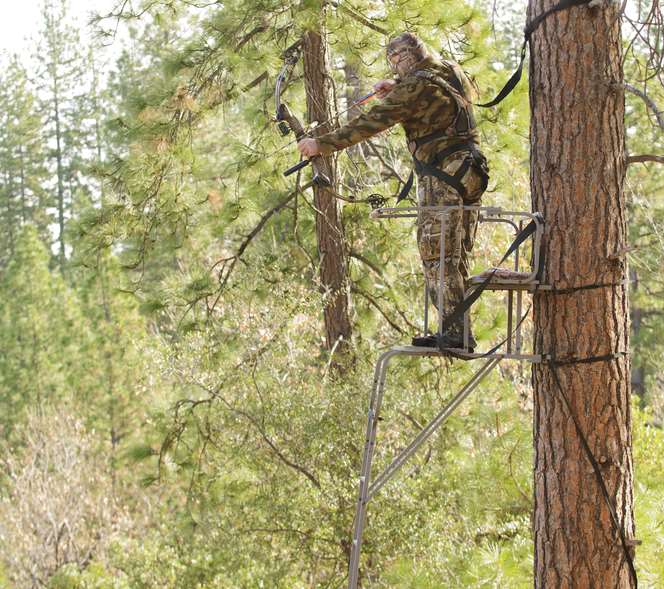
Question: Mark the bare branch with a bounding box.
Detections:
[242,71,268,92]
[349,250,383,277]
[366,139,405,185]
[627,154,664,165]
[351,285,405,334]
[236,22,269,51]
[625,83,664,131]
[220,395,321,489]
[397,410,424,431]
[209,189,298,291]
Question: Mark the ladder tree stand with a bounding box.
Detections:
[348,204,547,589]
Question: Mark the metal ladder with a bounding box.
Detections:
[348,205,548,589]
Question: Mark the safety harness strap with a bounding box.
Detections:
[398,0,596,202]
[546,358,638,587]
[414,68,476,136]
[478,0,594,108]
[396,141,485,204]
[414,157,471,198]
[398,170,416,204]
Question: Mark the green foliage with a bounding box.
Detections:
[49,562,129,589]
[625,69,664,412]
[0,56,50,265]
[0,0,662,586]
[633,404,664,587]
[0,226,86,433]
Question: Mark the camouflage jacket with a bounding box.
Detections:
[316,55,481,165]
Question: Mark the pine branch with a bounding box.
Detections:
[329,1,389,35]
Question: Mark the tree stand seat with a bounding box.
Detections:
[467,268,550,292]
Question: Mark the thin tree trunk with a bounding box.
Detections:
[302,27,353,356]
[343,63,364,162]
[19,145,27,223]
[91,54,106,205]
[5,170,15,256]
[99,259,118,494]
[529,1,635,587]
[629,268,645,402]
[53,79,66,275]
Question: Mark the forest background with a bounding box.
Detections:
[0,0,662,587]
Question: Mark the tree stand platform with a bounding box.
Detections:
[348,206,547,589]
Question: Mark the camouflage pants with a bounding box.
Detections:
[417,153,486,337]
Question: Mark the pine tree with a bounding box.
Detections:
[0,226,86,435]
[34,0,91,274]
[72,249,149,490]
[302,26,353,356]
[529,0,636,586]
[0,56,49,267]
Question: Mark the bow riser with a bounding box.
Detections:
[275,41,331,187]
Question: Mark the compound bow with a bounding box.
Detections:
[274,39,331,187]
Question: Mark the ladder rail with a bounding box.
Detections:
[348,350,503,589]
[367,356,501,500]
[348,348,403,589]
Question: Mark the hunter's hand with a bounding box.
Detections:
[297,138,321,158]
[373,79,397,99]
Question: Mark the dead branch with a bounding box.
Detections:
[625,83,664,131]
[366,139,406,185]
[236,22,269,51]
[210,189,298,291]
[627,154,664,165]
[349,251,383,277]
[351,285,406,334]
[242,71,268,92]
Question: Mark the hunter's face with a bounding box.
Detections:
[387,46,417,77]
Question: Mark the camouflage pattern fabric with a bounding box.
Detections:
[315,54,487,338]
[418,152,484,339]
[316,55,480,163]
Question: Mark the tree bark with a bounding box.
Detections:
[529,1,636,587]
[302,27,353,355]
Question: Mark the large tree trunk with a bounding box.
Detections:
[529,1,636,587]
[302,28,353,355]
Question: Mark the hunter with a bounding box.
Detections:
[297,32,489,352]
